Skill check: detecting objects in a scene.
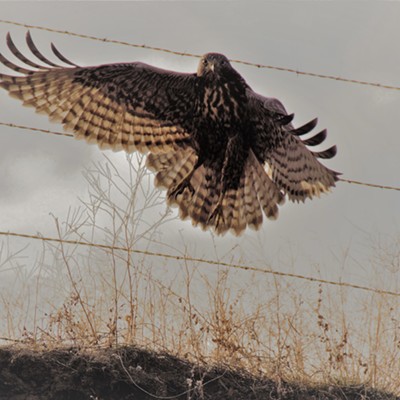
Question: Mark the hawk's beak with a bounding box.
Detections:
[209,62,215,72]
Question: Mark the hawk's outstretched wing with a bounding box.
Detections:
[0,34,340,236]
[248,90,339,202]
[0,32,196,154]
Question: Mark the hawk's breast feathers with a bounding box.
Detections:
[0,33,339,235]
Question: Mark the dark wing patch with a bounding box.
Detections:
[267,134,338,202]
[0,32,197,154]
[247,89,340,202]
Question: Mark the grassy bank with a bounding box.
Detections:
[1,155,399,398]
[0,346,398,400]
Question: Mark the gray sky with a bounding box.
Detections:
[0,1,399,290]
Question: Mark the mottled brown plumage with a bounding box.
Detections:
[0,32,339,235]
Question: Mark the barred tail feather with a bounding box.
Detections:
[147,149,283,235]
[251,151,285,220]
[230,176,247,235]
[188,165,210,228]
[244,161,263,230]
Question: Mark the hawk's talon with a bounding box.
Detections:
[207,203,224,227]
[169,178,194,199]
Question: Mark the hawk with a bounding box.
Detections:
[0,33,339,235]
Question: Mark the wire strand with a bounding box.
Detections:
[1,121,399,192]
[1,19,399,91]
[339,178,400,192]
[1,230,399,298]
[0,121,73,138]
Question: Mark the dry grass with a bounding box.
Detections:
[0,153,399,396]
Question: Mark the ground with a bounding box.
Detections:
[0,346,398,400]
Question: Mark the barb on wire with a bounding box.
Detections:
[1,230,399,298]
[0,19,202,59]
[1,120,400,193]
[1,19,400,91]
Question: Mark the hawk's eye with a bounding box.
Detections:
[203,59,208,65]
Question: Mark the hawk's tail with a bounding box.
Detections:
[147,149,284,235]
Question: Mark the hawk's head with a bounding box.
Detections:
[197,53,233,78]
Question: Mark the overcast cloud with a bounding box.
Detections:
[0,2,399,290]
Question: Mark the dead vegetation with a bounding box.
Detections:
[0,154,399,399]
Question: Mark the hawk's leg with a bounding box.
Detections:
[169,172,195,198]
[168,157,203,200]
[207,192,225,227]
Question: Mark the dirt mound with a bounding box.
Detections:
[0,346,397,400]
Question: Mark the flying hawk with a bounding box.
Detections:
[0,32,339,235]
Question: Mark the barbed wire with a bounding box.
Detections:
[0,19,399,91]
[0,121,73,138]
[0,230,399,298]
[339,178,400,192]
[1,121,399,192]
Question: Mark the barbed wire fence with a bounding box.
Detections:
[1,122,399,192]
[1,19,400,91]
[0,229,399,297]
[0,20,399,298]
